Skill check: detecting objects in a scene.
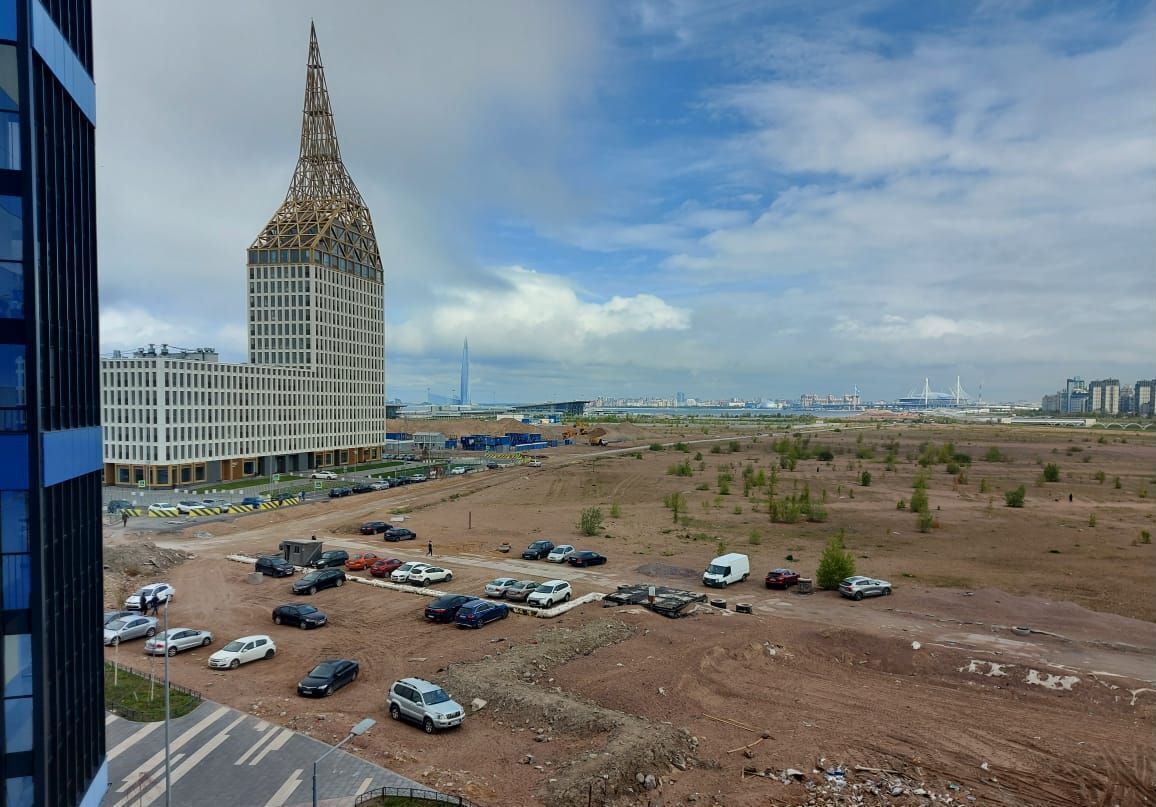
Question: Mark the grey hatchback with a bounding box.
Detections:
[388,677,465,733]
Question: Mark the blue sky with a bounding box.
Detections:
[94,1,1155,404]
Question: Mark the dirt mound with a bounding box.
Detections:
[442,620,695,806]
[104,542,193,575]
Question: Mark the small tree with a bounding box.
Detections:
[1005,485,1026,508]
[663,492,686,523]
[610,502,622,518]
[816,534,855,590]
[1043,463,1060,482]
[860,471,871,487]
[579,507,603,535]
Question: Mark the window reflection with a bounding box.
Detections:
[0,261,20,318]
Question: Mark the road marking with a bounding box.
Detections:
[129,729,232,807]
[355,777,374,796]
[106,713,120,726]
[114,705,228,792]
[235,722,281,766]
[106,721,161,761]
[249,726,294,766]
[261,768,303,807]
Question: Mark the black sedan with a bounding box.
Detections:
[291,569,346,595]
[424,594,473,623]
[297,658,359,697]
[567,550,607,567]
[384,527,416,542]
[351,483,373,494]
[328,487,353,498]
[272,603,328,629]
[360,520,389,535]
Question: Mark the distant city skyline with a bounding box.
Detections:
[93,2,1155,403]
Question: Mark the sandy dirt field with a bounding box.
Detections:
[103,421,1156,806]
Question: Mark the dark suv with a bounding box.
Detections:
[292,568,346,595]
[255,555,295,577]
[522,540,555,560]
[328,487,352,498]
[309,549,349,569]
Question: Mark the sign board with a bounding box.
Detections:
[137,480,146,489]
[272,474,281,483]
[313,481,322,490]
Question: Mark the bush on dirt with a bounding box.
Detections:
[1043,463,1060,482]
[579,507,604,535]
[816,533,855,590]
[1005,485,1027,508]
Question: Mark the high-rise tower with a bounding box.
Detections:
[460,338,470,405]
[102,24,385,485]
[1,2,106,805]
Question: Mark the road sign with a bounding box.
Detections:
[272,474,281,483]
[313,481,322,490]
[137,480,145,489]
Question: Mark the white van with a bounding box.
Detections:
[702,553,750,588]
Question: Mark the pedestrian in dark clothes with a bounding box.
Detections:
[147,595,158,616]
[427,540,433,557]
[121,511,130,528]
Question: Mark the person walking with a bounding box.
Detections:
[147,594,158,617]
[426,540,434,557]
[121,510,130,528]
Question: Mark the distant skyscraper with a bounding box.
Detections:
[1,3,107,806]
[460,338,470,405]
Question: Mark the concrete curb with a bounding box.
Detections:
[224,554,603,618]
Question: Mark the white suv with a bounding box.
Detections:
[388,677,464,733]
[527,580,572,608]
[125,583,175,610]
[546,544,574,563]
[406,566,453,587]
[391,562,429,584]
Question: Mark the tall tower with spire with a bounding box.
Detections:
[460,338,470,405]
[246,23,385,461]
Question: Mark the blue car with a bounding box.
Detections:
[241,496,268,508]
[454,599,509,629]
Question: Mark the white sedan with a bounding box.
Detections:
[144,628,213,656]
[310,471,338,479]
[208,635,277,669]
[546,544,574,563]
[147,502,177,514]
[125,583,175,611]
[406,566,453,587]
[390,562,430,584]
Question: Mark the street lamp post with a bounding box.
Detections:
[312,717,375,807]
[162,598,171,807]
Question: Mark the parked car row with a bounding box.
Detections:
[483,578,573,608]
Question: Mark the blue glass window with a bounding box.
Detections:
[4,634,31,697]
[0,46,17,170]
[0,261,19,318]
[0,490,27,552]
[2,554,29,609]
[0,196,20,260]
[0,5,13,46]
[4,696,32,752]
[0,344,24,433]
[5,777,35,807]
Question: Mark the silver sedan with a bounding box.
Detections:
[144,628,214,656]
[104,615,158,646]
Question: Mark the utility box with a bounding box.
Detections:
[281,539,321,567]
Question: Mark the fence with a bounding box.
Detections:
[104,660,204,721]
[354,786,480,807]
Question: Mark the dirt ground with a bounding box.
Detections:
[104,421,1156,806]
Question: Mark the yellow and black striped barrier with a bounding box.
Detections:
[134,495,303,518]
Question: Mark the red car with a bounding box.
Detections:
[369,558,404,578]
[765,568,800,589]
[345,552,381,571]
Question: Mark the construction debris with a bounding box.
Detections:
[603,584,707,618]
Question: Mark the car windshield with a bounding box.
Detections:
[223,641,245,652]
[309,663,335,677]
[301,573,320,582]
[107,619,130,631]
[707,564,728,575]
[297,605,317,614]
[422,688,452,705]
[534,584,555,593]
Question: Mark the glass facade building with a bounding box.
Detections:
[0,1,105,806]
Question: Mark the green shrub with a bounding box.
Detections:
[662,493,686,522]
[1043,463,1060,482]
[807,504,828,523]
[1088,512,1096,527]
[1140,530,1151,544]
[579,507,603,535]
[1005,485,1026,508]
[716,539,728,556]
[732,505,742,515]
[610,502,621,518]
[909,489,929,514]
[816,534,855,590]
[718,478,731,495]
[674,442,690,452]
[945,462,960,475]
[748,530,762,545]
[917,511,934,532]
[896,498,907,510]
[649,443,664,451]
[728,440,741,453]
[860,471,871,487]
[666,460,693,477]
[693,452,703,461]
[979,478,990,493]
[1114,476,1121,489]
[984,447,1005,462]
[817,448,835,462]
[710,445,721,454]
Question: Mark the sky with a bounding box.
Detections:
[93,0,1155,405]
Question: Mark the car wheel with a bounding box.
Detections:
[145,627,156,637]
[722,580,729,588]
[351,670,359,682]
[110,636,120,647]
[545,600,553,608]
[323,686,331,697]
[853,591,864,601]
[446,572,453,581]
[167,646,178,657]
[563,593,571,602]
[264,649,275,659]
[883,587,892,596]
[423,718,435,734]
[274,615,283,625]
[229,658,240,669]
[308,586,316,595]
[335,578,344,587]
[298,621,308,630]
[389,703,401,721]
[201,637,211,647]
[502,608,509,619]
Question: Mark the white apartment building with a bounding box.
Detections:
[101,26,385,487]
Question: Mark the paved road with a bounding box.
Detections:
[103,701,424,807]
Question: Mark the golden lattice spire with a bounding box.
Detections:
[250,23,382,274]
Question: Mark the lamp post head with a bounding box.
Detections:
[350,717,375,737]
